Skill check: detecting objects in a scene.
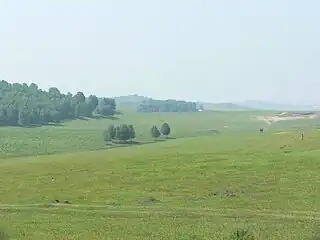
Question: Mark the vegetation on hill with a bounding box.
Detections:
[200,102,251,111]
[114,94,203,113]
[0,80,116,127]
[114,94,149,104]
[138,98,202,112]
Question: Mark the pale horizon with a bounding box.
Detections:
[1,0,319,105]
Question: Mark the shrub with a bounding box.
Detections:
[228,229,255,240]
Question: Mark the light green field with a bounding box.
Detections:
[0,110,318,159]
[0,111,319,239]
[0,111,260,159]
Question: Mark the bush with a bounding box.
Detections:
[151,125,161,139]
[160,122,171,137]
[228,229,255,240]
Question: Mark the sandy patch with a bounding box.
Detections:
[254,112,319,125]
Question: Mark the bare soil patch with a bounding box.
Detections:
[255,112,320,125]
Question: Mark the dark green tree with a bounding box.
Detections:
[73,91,86,104]
[18,110,30,126]
[97,98,116,116]
[74,104,81,118]
[160,122,171,137]
[50,109,61,123]
[127,124,136,141]
[79,102,92,117]
[29,108,40,124]
[107,124,116,140]
[0,80,117,127]
[119,124,130,141]
[98,105,114,116]
[151,125,160,139]
[0,107,6,125]
[6,106,19,125]
[115,124,130,142]
[87,95,99,112]
[103,130,112,143]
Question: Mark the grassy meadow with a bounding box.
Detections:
[0,110,319,239]
[0,111,266,159]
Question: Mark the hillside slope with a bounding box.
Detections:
[0,132,319,239]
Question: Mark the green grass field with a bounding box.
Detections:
[0,110,318,159]
[0,111,319,239]
[0,111,262,159]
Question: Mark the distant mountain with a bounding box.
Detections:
[236,101,293,110]
[237,100,320,111]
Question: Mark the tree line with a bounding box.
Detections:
[0,80,117,127]
[104,122,171,144]
[137,99,202,112]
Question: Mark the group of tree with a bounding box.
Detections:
[103,124,136,143]
[0,80,117,127]
[104,122,171,144]
[151,122,171,139]
[137,99,202,112]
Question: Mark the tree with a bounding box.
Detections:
[74,104,81,118]
[6,106,19,125]
[29,108,40,124]
[160,122,170,137]
[50,109,61,123]
[18,109,30,126]
[79,102,92,117]
[115,124,130,142]
[0,107,7,125]
[0,80,117,127]
[151,125,160,139]
[87,95,99,112]
[107,124,116,140]
[97,98,116,116]
[73,91,86,104]
[127,124,136,142]
[103,130,112,143]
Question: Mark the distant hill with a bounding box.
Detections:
[199,102,252,111]
[236,101,294,110]
[114,95,320,112]
[115,95,251,111]
[114,94,150,104]
[237,100,320,111]
[114,95,199,112]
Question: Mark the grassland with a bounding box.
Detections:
[0,110,318,159]
[0,111,260,159]
[0,110,319,239]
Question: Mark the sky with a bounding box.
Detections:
[0,0,319,104]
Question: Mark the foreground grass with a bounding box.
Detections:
[0,131,319,239]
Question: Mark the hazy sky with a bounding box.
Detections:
[0,1,319,104]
